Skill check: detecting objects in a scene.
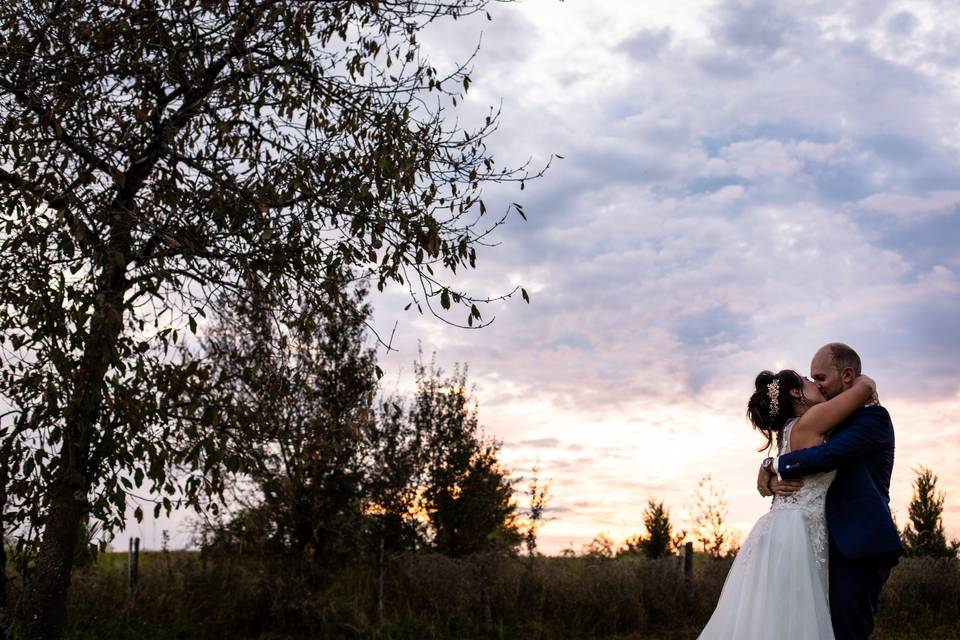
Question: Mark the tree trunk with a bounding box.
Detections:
[20,481,84,639]
[20,363,111,639]
[0,456,9,636]
[21,241,129,639]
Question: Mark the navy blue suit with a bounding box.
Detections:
[778,405,903,639]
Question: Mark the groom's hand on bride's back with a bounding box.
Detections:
[769,476,804,496]
[756,463,803,497]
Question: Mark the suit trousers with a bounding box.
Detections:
[829,539,895,639]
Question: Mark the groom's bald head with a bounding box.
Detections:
[811,342,861,400]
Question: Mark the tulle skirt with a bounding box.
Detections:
[697,507,835,639]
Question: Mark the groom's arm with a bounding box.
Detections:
[757,465,803,496]
[775,406,891,479]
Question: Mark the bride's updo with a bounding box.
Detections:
[747,369,805,451]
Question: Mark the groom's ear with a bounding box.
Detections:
[840,367,856,387]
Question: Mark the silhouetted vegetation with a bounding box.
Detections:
[415,358,523,557]
[580,533,616,560]
[193,283,526,566]
[901,467,960,558]
[618,499,675,559]
[193,278,380,571]
[0,0,542,634]
[692,475,740,559]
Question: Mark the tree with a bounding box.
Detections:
[414,358,521,556]
[901,466,960,558]
[693,475,738,559]
[363,395,428,554]
[365,355,529,558]
[581,533,615,559]
[641,499,674,558]
[521,466,550,558]
[618,499,674,559]
[619,534,644,557]
[0,1,541,636]
[195,277,379,567]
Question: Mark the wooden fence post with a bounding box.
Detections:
[128,536,140,597]
[683,541,694,599]
[479,556,492,626]
[377,536,385,623]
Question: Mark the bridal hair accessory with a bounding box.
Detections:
[767,379,780,416]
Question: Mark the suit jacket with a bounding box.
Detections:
[777,405,904,562]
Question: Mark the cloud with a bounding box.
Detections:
[515,437,562,449]
[704,139,805,180]
[857,190,960,217]
[886,11,919,37]
[714,1,799,53]
[406,4,960,409]
[618,28,673,61]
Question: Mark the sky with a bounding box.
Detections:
[123,0,960,553]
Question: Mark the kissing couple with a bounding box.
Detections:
[698,343,903,640]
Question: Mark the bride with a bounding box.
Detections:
[697,369,876,639]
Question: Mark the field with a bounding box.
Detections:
[18,549,951,639]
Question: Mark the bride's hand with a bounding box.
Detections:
[757,463,774,497]
[854,374,876,392]
[855,375,880,405]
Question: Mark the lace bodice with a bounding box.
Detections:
[771,419,836,515]
[770,418,836,576]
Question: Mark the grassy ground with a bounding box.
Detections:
[18,551,953,640]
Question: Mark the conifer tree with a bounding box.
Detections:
[902,466,960,558]
[640,499,674,559]
[618,499,675,559]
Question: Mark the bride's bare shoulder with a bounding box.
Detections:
[789,431,827,452]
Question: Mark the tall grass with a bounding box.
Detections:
[21,550,957,639]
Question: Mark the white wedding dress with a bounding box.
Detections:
[698,418,837,639]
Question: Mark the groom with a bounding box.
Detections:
[758,342,903,640]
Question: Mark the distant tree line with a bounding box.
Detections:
[574,466,959,563]
[573,475,738,561]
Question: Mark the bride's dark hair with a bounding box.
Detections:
[747,369,805,452]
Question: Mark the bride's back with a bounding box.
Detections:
[772,419,836,518]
